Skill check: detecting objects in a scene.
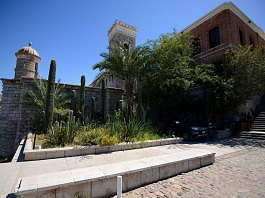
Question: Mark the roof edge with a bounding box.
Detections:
[181,2,265,41]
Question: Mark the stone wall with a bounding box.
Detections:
[0,78,123,158]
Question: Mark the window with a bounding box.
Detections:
[209,27,220,48]
[34,63,38,78]
[123,43,129,49]
[249,36,254,46]
[239,29,244,45]
[192,38,201,55]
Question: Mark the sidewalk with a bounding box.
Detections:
[0,140,246,197]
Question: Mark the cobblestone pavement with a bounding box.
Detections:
[114,139,265,198]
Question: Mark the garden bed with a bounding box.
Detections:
[24,134,182,161]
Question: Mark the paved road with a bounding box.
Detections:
[1,138,264,197]
[114,139,265,198]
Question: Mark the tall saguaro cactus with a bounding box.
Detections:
[80,75,86,124]
[45,60,56,133]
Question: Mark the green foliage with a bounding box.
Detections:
[24,79,72,133]
[93,43,150,115]
[74,127,120,146]
[24,79,72,113]
[73,110,164,146]
[43,113,81,147]
[141,33,193,107]
[140,31,265,121]
[45,60,57,133]
[105,112,156,142]
[216,45,265,112]
[80,75,86,124]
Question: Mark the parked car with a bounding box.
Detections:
[175,121,212,141]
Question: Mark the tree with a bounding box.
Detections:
[24,79,71,115]
[93,43,149,116]
[217,45,265,112]
[141,32,265,122]
[140,32,217,122]
[45,60,56,133]
[80,75,86,124]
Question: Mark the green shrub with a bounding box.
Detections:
[73,127,119,146]
[42,114,97,148]
[105,112,163,142]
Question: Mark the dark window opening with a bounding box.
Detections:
[209,27,220,48]
[239,29,244,45]
[34,63,38,78]
[249,36,254,46]
[192,38,201,55]
[124,43,129,49]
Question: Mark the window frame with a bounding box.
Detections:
[209,27,221,49]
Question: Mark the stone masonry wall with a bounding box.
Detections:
[0,78,123,158]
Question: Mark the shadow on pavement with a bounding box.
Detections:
[180,138,265,148]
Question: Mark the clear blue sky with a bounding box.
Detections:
[1,0,264,92]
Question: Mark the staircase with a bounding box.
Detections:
[252,111,265,131]
[240,111,265,140]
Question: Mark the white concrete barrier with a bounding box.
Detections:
[15,151,215,198]
[24,137,182,161]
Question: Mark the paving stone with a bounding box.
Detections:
[113,143,265,198]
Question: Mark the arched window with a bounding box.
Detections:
[123,43,129,49]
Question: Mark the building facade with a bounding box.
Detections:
[182,2,265,63]
[0,43,123,158]
[181,2,265,114]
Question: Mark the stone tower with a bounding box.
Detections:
[0,43,41,158]
[108,20,137,53]
[14,42,41,79]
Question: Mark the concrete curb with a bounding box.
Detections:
[24,136,182,161]
[11,135,27,163]
[15,151,215,198]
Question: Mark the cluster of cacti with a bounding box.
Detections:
[80,75,86,124]
[45,60,56,133]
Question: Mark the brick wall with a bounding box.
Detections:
[189,9,265,61]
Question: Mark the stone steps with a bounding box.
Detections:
[239,131,265,140]
[243,112,265,139]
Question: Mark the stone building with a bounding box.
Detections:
[0,43,123,158]
[91,20,137,89]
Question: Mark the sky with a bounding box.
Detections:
[0,0,265,92]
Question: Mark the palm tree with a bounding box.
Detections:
[24,79,72,125]
[93,44,149,116]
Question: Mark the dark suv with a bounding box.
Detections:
[175,121,211,141]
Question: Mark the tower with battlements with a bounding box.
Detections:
[91,20,137,89]
[108,20,137,53]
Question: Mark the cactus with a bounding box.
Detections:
[80,75,86,124]
[45,60,56,133]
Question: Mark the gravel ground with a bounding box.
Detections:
[114,139,265,198]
